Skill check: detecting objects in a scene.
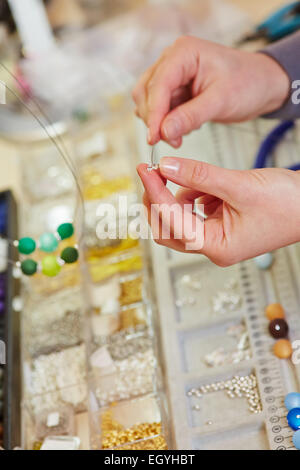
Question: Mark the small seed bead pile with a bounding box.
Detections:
[89,254,143,283]
[119,305,147,330]
[96,325,152,361]
[32,441,42,451]
[101,409,167,450]
[82,171,133,200]
[29,345,87,414]
[119,276,143,306]
[95,349,155,407]
[187,374,262,414]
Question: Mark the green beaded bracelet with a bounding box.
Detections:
[16,222,74,256]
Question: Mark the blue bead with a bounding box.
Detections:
[293,430,300,450]
[285,393,300,411]
[253,253,273,270]
[287,408,300,430]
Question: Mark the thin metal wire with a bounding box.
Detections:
[148,144,159,171]
[0,62,77,172]
[150,145,155,167]
[0,62,86,244]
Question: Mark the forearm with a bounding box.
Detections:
[261,32,300,120]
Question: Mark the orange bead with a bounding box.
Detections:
[273,339,293,359]
[265,303,285,321]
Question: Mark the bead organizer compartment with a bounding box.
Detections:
[72,117,168,450]
[23,384,89,450]
[179,319,251,374]
[84,193,139,251]
[24,343,87,400]
[90,394,168,450]
[77,128,135,202]
[19,139,76,204]
[171,260,243,325]
[88,271,156,408]
[22,287,85,358]
[22,196,76,240]
[186,369,262,430]
[88,248,143,284]
[88,269,150,341]
[13,111,166,449]
[89,347,157,408]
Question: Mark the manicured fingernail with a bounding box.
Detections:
[160,157,180,176]
[163,119,180,140]
[169,138,181,148]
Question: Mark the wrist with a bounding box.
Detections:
[255,52,290,115]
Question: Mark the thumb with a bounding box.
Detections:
[161,88,221,142]
[159,157,244,203]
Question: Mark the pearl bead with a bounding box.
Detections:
[273,339,293,359]
[39,233,58,253]
[18,237,36,255]
[253,253,273,270]
[293,429,300,449]
[41,256,61,277]
[269,318,289,339]
[287,408,300,430]
[265,303,285,321]
[285,393,300,411]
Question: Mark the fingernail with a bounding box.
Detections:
[147,128,152,144]
[163,119,180,140]
[169,138,181,148]
[160,157,180,176]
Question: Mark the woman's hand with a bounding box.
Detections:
[137,158,300,266]
[132,36,290,147]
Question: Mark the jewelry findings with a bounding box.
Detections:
[212,278,242,315]
[203,324,251,368]
[187,374,262,415]
[147,145,159,172]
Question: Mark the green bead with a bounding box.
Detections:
[60,247,79,264]
[73,109,89,122]
[21,259,37,276]
[41,256,61,277]
[57,223,74,240]
[18,237,36,255]
[39,233,58,253]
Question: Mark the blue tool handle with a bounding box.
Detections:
[266,15,300,41]
[289,162,300,170]
[254,121,295,169]
[257,1,300,40]
[258,1,300,29]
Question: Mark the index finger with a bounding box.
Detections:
[146,45,198,144]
